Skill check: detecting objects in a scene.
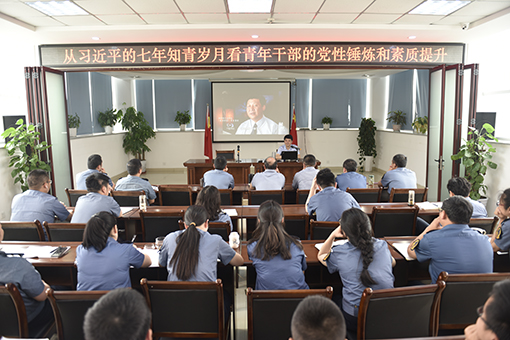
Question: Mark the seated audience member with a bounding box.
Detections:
[292,154,319,190]
[0,224,54,337]
[408,196,493,283]
[195,185,233,231]
[306,168,360,221]
[76,211,151,290]
[250,156,285,190]
[464,279,510,340]
[447,177,487,217]
[491,188,510,253]
[75,154,114,190]
[375,153,416,201]
[159,205,243,281]
[247,200,308,290]
[11,169,71,230]
[335,158,367,191]
[202,156,235,189]
[84,288,152,340]
[275,134,300,160]
[290,295,346,340]
[318,208,395,333]
[71,173,121,223]
[115,158,157,204]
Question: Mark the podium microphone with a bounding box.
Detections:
[291,144,301,150]
[237,145,240,162]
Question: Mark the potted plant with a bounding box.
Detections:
[1,119,52,191]
[118,106,156,172]
[451,123,498,200]
[357,118,377,172]
[98,108,118,134]
[387,110,406,132]
[321,116,333,130]
[175,110,191,131]
[412,116,428,134]
[68,113,80,137]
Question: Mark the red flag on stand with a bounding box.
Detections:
[204,104,213,159]
[290,106,298,146]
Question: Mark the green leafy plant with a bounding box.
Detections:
[451,123,498,200]
[174,110,191,125]
[412,116,428,134]
[98,108,119,127]
[68,113,81,128]
[1,119,52,191]
[118,106,156,160]
[321,116,333,125]
[387,110,407,126]
[357,118,377,169]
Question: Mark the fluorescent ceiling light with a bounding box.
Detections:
[25,1,88,16]
[252,34,259,38]
[409,0,470,15]
[228,0,272,13]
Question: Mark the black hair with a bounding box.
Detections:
[82,211,117,252]
[343,159,357,172]
[291,295,346,340]
[27,169,49,189]
[169,205,208,281]
[87,154,103,170]
[284,134,293,141]
[446,177,471,197]
[484,279,510,340]
[196,186,221,221]
[85,172,110,193]
[214,156,227,170]
[246,95,266,106]
[264,157,277,170]
[341,208,377,287]
[127,159,142,175]
[392,154,407,168]
[248,200,303,260]
[316,168,335,188]
[441,196,473,224]
[83,288,151,340]
[303,154,316,167]
[498,189,510,210]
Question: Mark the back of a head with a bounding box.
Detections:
[84,288,151,340]
[86,172,110,193]
[343,159,357,172]
[291,295,346,340]
[214,156,227,170]
[486,279,510,340]
[446,177,471,197]
[303,154,316,167]
[27,169,49,190]
[196,185,221,220]
[82,211,117,252]
[127,159,142,175]
[87,154,102,170]
[316,168,335,188]
[264,157,277,170]
[392,154,407,168]
[442,196,473,225]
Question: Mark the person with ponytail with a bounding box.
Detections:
[247,200,308,290]
[318,208,395,332]
[76,211,151,290]
[159,205,243,281]
[195,185,233,231]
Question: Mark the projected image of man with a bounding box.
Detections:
[236,96,286,135]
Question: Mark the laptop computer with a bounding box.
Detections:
[281,150,298,160]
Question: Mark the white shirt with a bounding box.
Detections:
[236,116,287,135]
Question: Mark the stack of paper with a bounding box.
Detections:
[314,239,349,250]
[391,241,414,261]
[223,209,238,217]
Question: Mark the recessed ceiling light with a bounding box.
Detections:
[408,35,417,39]
[252,35,259,39]
[92,37,100,41]
[25,1,88,16]
[228,0,272,13]
[409,0,470,16]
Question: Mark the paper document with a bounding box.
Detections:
[140,248,161,267]
[121,207,136,214]
[391,241,415,261]
[314,239,349,251]
[416,202,442,211]
[223,209,238,217]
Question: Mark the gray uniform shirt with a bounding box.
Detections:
[71,192,121,223]
[251,170,285,190]
[203,169,235,189]
[115,175,157,200]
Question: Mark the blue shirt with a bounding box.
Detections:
[494,218,510,251]
[326,239,394,316]
[307,187,360,222]
[203,169,235,189]
[380,167,417,194]
[247,241,308,290]
[159,228,236,282]
[251,170,285,190]
[414,224,493,283]
[292,167,318,190]
[76,238,145,290]
[71,192,121,223]
[76,169,114,190]
[336,172,367,191]
[115,175,157,200]
[467,197,488,218]
[277,144,300,156]
[11,189,70,224]
[211,212,233,232]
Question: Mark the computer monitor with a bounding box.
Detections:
[281,150,298,160]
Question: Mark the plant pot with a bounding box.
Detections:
[180,124,186,131]
[104,126,113,134]
[69,128,77,137]
[364,156,373,172]
[392,124,401,132]
[141,160,147,173]
[323,123,330,130]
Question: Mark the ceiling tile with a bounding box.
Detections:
[96,14,146,25]
[0,2,48,16]
[434,14,486,24]
[185,13,228,24]
[354,13,402,24]
[274,0,324,13]
[124,0,180,14]
[312,13,358,24]
[16,16,65,26]
[141,13,187,24]
[452,1,510,15]
[320,0,373,13]
[365,0,424,14]
[228,13,271,24]
[176,0,225,12]
[272,13,316,23]
[52,15,105,26]
[74,0,134,15]
[394,14,443,24]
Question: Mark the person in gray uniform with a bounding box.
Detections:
[335,158,367,191]
[75,154,114,190]
[202,156,235,189]
[115,159,157,204]
[292,154,319,190]
[250,156,285,190]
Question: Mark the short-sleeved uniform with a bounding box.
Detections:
[0,251,45,322]
[11,189,70,224]
[203,169,235,189]
[76,237,145,290]
[70,192,121,223]
[335,172,367,192]
[292,167,319,190]
[494,218,510,251]
[251,170,285,190]
[414,224,493,283]
[307,187,360,222]
[326,239,394,317]
[115,175,157,200]
[236,116,287,135]
[211,212,234,232]
[277,145,300,156]
[380,167,417,194]
[467,197,488,218]
[75,168,114,190]
[247,241,308,290]
[159,228,236,281]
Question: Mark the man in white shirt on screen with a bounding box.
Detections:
[236,96,287,135]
